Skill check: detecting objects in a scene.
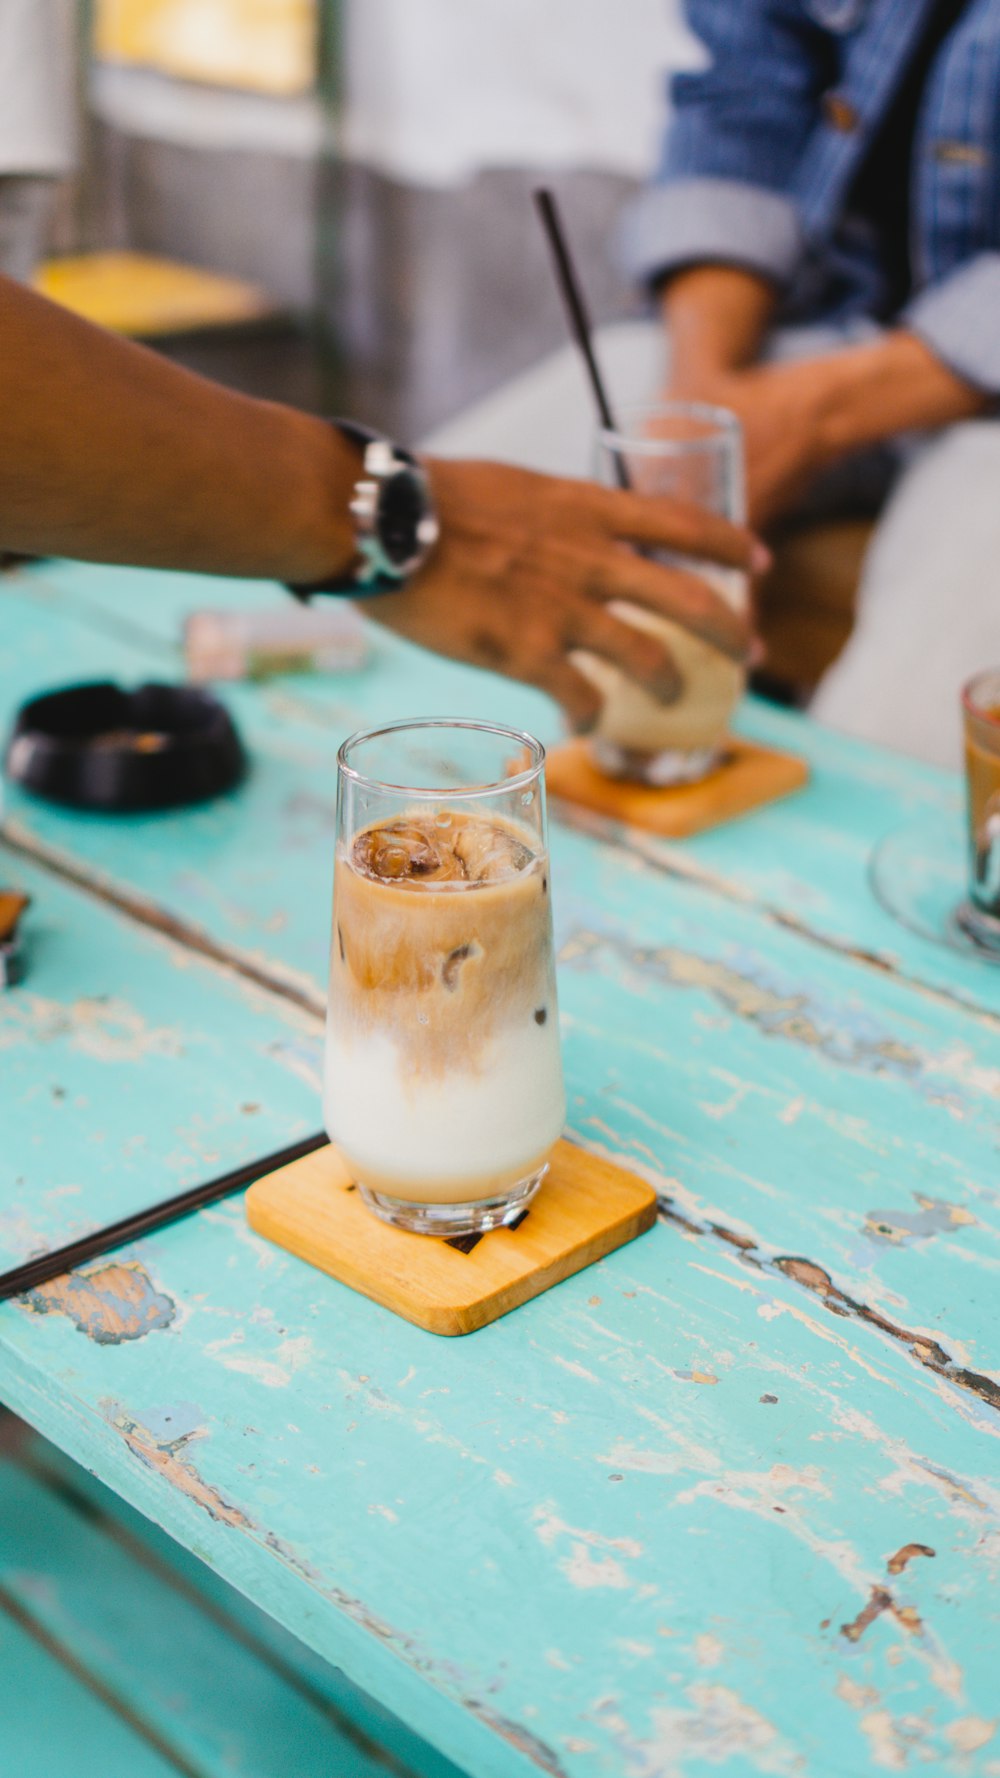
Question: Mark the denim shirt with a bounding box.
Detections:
[619,0,1000,391]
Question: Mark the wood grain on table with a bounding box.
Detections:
[2,559,999,1778]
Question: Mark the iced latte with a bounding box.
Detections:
[325,722,565,1235]
[589,400,747,785]
[575,575,746,784]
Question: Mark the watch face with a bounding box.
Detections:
[379,466,432,573]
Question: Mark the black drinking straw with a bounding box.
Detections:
[532,185,631,490]
[0,1130,328,1301]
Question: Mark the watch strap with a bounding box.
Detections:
[287,419,420,601]
[333,418,417,467]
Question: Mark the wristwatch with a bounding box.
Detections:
[288,420,439,600]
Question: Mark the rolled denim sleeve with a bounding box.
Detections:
[618,175,804,290]
[904,255,1000,395]
[620,0,826,291]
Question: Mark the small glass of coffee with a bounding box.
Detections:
[325,718,566,1235]
[581,401,747,786]
[960,670,1000,950]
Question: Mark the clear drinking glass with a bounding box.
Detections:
[325,718,566,1235]
[586,400,747,785]
[960,670,1000,951]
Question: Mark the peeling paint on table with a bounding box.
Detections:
[25,1261,176,1344]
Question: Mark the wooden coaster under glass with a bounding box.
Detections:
[544,735,808,839]
[245,1140,657,1335]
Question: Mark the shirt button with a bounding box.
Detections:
[822,92,859,132]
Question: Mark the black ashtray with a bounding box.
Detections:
[4,681,246,812]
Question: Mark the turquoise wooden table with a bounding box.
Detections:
[2,559,999,1778]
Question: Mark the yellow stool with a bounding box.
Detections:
[35,250,278,339]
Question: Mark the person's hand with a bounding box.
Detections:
[665,360,840,529]
[668,336,987,530]
[716,362,840,527]
[363,457,767,732]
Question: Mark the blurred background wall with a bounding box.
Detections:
[37,1,698,433]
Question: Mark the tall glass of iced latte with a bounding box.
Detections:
[580,400,747,786]
[325,719,566,1235]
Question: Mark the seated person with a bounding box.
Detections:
[438,0,998,769]
[618,0,1000,768]
[0,272,759,733]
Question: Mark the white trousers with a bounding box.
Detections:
[426,321,1000,771]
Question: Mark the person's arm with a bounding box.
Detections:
[0,274,357,580]
[689,331,987,528]
[807,329,989,455]
[662,265,778,392]
[0,276,765,731]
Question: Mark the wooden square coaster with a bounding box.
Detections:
[545,735,808,839]
[245,1140,657,1336]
